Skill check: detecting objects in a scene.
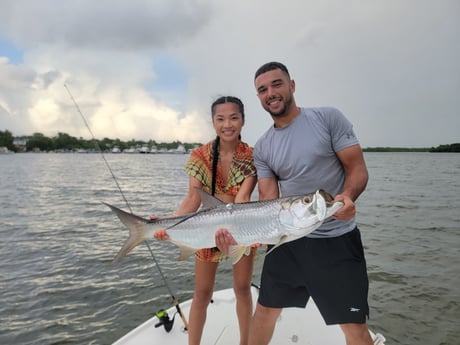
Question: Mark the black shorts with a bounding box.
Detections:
[258,227,369,325]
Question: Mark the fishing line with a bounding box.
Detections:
[64,84,189,330]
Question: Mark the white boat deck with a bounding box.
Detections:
[113,286,386,345]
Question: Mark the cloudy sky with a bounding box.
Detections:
[0,0,458,147]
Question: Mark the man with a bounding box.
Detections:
[216,61,372,345]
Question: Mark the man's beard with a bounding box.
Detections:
[268,96,292,118]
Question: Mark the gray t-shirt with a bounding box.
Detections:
[254,107,360,237]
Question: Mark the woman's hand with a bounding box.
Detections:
[150,214,178,241]
[154,229,170,241]
[215,228,237,254]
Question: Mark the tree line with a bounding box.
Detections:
[428,143,460,152]
[1,129,459,153]
[363,144,460,153]
[0,130,202,153]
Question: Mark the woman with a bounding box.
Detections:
[154,96,257,345]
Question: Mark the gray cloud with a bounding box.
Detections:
[0,0,212,50]
[0,0,458,147]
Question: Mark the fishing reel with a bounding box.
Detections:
[155,309,174,332]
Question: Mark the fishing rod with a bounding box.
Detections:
[64,84,189,331]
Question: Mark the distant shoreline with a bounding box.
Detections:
[2,147,459,154]
[363,144,459,153]
[363,147,429,152]
[1,128,459,153]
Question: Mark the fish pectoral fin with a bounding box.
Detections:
[170,240,198,261]
[266,235,289,256]
[228,245,251,265]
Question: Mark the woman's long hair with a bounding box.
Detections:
[210,96,245,196]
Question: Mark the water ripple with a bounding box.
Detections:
[1,153,459,345]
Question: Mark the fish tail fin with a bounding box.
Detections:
[229,245,251,265]
[104,202,149,263]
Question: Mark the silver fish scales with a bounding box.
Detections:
[106,189,343,264]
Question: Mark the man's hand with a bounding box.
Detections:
[332,194,356,220]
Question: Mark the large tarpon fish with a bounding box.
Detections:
[106,189,343,264]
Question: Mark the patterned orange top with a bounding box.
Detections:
[184,140,256,196]
[184,140,256,262]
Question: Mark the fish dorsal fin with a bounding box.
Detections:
[195,188,225,209]
[228,245,252,265]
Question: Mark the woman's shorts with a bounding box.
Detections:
[195,246,257,263]
[195,247,223,263]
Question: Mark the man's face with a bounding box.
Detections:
[255,68,295,118]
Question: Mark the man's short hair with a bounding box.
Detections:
[254,61,290,81]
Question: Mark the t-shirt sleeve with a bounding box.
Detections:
[327,107,360,152]
[253,140,276,180]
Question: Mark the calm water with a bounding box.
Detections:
[0,152,459,345]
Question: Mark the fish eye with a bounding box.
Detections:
[302,196,312,204]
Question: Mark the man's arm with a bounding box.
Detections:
[333,144,368,220]
[257,176,280,201]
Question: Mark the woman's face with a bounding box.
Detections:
[212,102,244,142]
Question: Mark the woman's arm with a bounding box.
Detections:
[153,176,202,240]
[234,175,257,203]
[174,176,203,215]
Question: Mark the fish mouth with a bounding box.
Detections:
[318,189,334,205]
